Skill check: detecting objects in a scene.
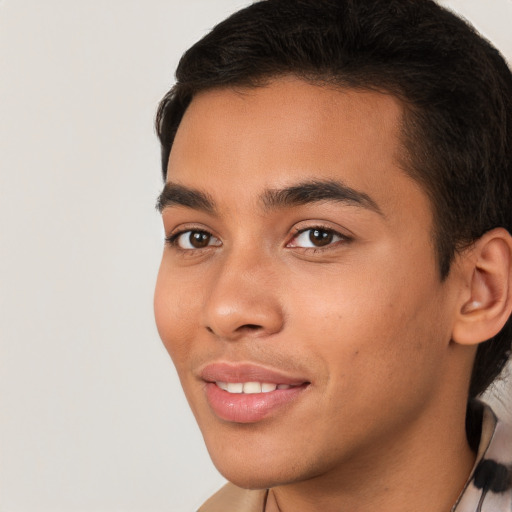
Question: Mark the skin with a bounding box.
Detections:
[154,78,479,512]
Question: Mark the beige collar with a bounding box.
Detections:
[198,483,267,512]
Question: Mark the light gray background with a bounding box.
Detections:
[0,1,510,511]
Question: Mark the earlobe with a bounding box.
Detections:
[452,228,512,346]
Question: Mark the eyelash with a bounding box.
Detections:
[165,225,351,253]
[165,228,220,252]
[287,225,351,251]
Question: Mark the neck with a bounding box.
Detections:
[266,399,476,512]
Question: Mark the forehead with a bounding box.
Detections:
[166,78,430,225]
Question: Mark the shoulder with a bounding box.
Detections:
[454,402,512,512]
[198,482,267,512]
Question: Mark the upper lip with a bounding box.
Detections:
[200,362,309,386]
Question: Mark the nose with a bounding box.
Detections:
[202,251,285,341]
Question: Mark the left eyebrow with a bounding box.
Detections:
[156,182,216,214]
[260,179,383,215]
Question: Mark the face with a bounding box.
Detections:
[154,78,461,489]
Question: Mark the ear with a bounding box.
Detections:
[452,228,512,346]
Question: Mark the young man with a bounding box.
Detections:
[154,1,512,510]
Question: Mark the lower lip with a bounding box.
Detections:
[204,382,308,423]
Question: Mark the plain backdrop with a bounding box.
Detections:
[0,1,511,511]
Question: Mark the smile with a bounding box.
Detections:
[199,362,310,422]
[215,381,295,393]
[206,382,308,423]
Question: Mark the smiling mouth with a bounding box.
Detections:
[204,380,309,423]
[215,381,297,394]
[199,362,310,422]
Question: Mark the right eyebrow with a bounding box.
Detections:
[260,179,383,216]
[156,182,216,214]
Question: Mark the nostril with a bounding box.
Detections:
[240,324,262,331]
[205,323,262,337]
[205,322,266,339]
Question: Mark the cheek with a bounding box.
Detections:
[154,261,200,365]
[289,254,447,379]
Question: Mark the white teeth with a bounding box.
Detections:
[226,382,243,393]
[243,382,262,394]
[216,382,287,393]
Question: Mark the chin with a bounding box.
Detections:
[214,462,294,490]
[221,473,277,491]
[206,440,317,490]
[206,445,278,488]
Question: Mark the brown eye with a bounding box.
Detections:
[309,229,334,247]
[287,227,345,249]
[189,231,211,248]
[171,230,220,250]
